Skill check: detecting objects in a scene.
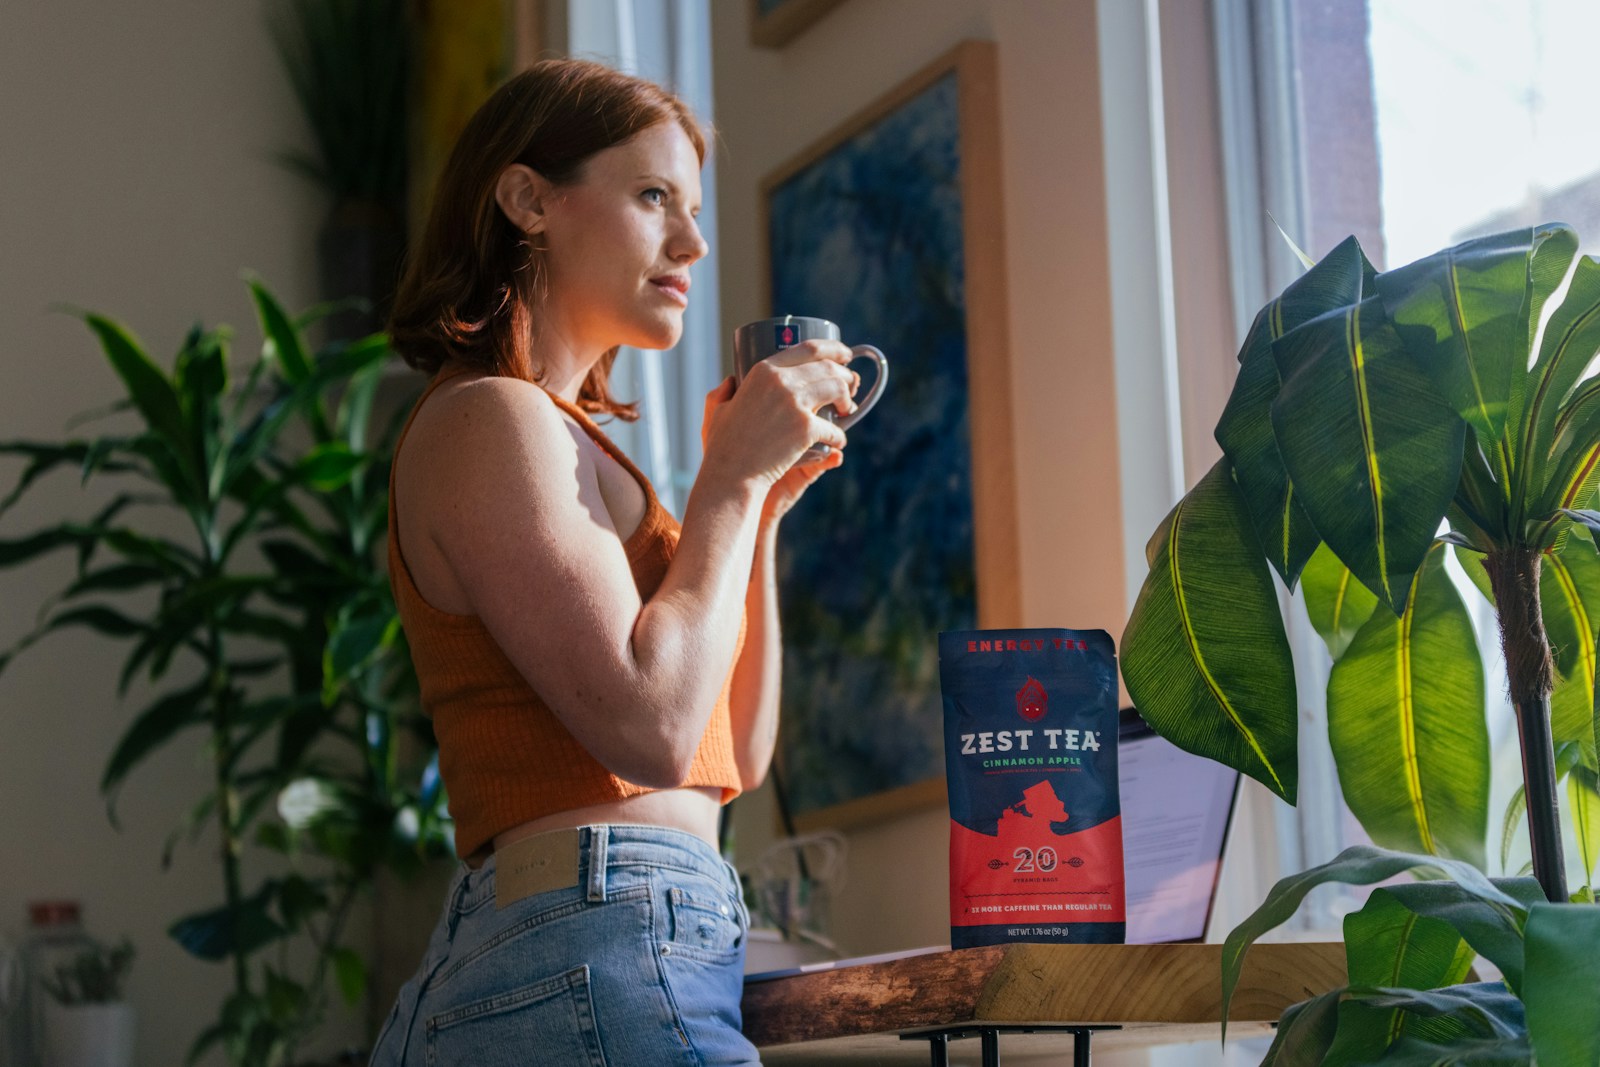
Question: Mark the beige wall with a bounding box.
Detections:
[0,2,357,1063]
[713,0,1129,958]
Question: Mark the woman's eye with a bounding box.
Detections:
[642,187,667,206]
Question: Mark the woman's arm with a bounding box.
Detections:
[418,348,854,790]
[728,521,781,791]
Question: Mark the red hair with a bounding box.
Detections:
[389,58,708,420]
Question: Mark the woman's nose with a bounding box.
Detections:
[673,217,709,264]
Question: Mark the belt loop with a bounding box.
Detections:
[586,825,609,902]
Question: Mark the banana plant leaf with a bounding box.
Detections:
[1541,544,1600,757]
[1271,296,1467,615]
[1522,902,1600,1067]
[1373,227,1552,491]
[1321,888,1477,1064]
[1327,543,1490,866]
[1215,236,1373,588]
[1221,845,1520,1038]
[1302,541,1379,659]
[1517,254,1600,519]
[1122,459,1298,803]
[1568,767,1600,886]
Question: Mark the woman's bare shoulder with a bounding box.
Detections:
[404,373,590,474]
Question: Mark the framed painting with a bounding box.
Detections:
[762,41,1019,832]
[748,0,850,49]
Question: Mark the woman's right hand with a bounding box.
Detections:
[699,340,859,489]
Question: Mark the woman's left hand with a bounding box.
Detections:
[701,375,845,530]
[761,448,843,528]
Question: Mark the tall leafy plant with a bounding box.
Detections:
[1122,224,1600,1060]
[0,284,450,1065]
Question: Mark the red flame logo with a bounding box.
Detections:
[1015,676,1047,721]
[782,326,795,344]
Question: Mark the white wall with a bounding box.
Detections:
[0,2,349,1063]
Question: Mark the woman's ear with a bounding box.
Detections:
[494,164,553,236]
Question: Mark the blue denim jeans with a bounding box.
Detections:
[369,824,761,1066]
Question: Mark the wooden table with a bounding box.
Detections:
[741,942,1345,1065]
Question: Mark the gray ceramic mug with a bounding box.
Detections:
[732,316,888,460]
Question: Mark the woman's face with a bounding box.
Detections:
[537,121,708,353]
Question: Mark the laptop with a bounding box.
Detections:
[1116,706,1241,944]
[745,708,1241,980]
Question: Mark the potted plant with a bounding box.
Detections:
[1122,224,1600,1062]
[39,939,136,1067]
[0,283,451,1065]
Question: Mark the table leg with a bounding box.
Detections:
[902,1023,1116,1064]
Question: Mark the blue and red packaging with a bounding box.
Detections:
[939,628,1126,948]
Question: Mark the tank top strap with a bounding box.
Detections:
[389,366,674,559]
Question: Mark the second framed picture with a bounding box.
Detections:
[763,41,1020,833]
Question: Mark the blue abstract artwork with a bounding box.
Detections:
[768,70,976,821]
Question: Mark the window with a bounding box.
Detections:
[1216,0,1600,906]
[562,0,722,517]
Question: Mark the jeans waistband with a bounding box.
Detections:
[451,824,735,915]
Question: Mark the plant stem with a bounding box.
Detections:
[1484,549,1569,902]
[211,667,251,997]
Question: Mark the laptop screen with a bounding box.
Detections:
[1119,708,1240,944]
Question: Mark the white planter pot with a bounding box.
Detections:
[41,1001,135,1067]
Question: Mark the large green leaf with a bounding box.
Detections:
[247,279,312,384]
[1302,541,1379,659]
[101,679,210,819]
[1504,224,1581,443]
[1354,983,1524,1040]
[1370,1032,1531,1065]
[293,443,363,492]
[1324,888,1477,1064]
[82,314,198,495]
[1328,544,1490,866]
[1259,988,1344,1067]
[1215,236,1372,588]
[1373,877,1544,995]
[1221,845,1519,1037]
[1518,254,1600,516]
[1374,227,1539,486]
[1523,902,1600,1067]
[174,326,231,502]
[1272,297,1466,614]
[1543,546,1600,756]
[1122,460,1299,802]
[1569,767,1600,886]
[1535,377,1600,541]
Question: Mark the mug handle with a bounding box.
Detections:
[834,345,888,431]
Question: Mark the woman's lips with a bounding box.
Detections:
[650,276,689,306]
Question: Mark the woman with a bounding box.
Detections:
[368,58,857,1066]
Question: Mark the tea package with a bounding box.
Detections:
[939,628,1125,947]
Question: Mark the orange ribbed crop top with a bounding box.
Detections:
[387,369,744,859]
